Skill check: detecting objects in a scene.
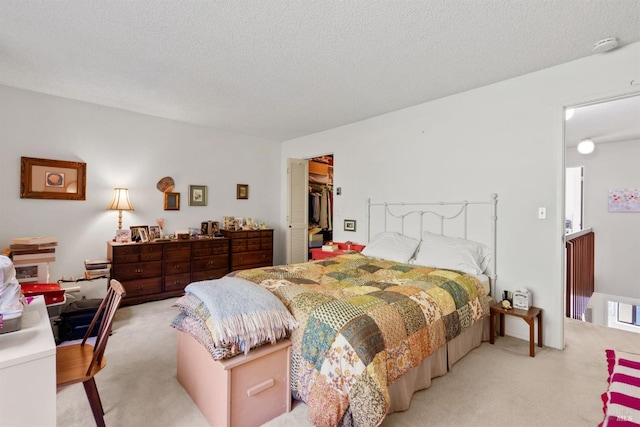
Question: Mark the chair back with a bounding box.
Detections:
[83,279,126,376]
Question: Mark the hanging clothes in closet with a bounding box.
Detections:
[309,184,332,231]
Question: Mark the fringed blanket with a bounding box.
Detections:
[228,252,493,427]
[183,277,298,354]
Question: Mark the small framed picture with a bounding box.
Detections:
[130,226,150,242]
[148,225,161,240]
[189,185,207,206]
[164,192,180,210]
[237,184,249,200]
[115,229,132,243]
[344,219,356,232]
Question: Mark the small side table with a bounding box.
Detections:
[490,303,543,357]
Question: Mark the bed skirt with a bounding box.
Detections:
[387,315,489,414]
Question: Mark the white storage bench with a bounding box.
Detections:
[177,331,291,427]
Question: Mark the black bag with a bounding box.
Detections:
[57,298,104,343]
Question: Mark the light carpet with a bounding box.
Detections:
[55,297,640,427]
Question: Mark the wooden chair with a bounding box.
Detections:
[56,279,126,427]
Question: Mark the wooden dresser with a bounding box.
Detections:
[107,238,230,305]
[221,229,273,272]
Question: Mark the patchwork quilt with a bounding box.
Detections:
[228,252,492,427]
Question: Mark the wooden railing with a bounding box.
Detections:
[565,229,595,320]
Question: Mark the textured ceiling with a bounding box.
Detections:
[0,1,639,142]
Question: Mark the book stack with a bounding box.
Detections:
[84,259,111,279]
[10,237,58,283]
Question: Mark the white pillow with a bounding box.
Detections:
[361,232,420,264]
[412,232,491,275]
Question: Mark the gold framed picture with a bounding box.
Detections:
[20,157,87,200]
[164,192,180,210]
[237,184,248,200]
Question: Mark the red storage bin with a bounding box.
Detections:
[20,283,65,305]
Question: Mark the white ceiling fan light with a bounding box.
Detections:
[577,138,595,154]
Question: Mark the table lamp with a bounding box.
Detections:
[107,188,134,230]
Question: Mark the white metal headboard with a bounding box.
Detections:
[367,193,498,296]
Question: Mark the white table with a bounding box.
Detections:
[0,295,56,426]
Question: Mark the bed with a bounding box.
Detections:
[172,194,498,427]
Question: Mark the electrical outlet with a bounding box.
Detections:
[336,187,341,195]
[537,207,547,219]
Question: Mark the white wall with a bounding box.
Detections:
[0,85,281,294]
[566,138,640,298]
[280,42,640,350]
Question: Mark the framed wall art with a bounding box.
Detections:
[189,185,207,206]
[20,156,87,200]
[237,184,249,200]
[608,189,640,212]
[164,192,180,210]
[344,219,356,232]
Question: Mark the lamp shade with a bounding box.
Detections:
[107,188,134,211]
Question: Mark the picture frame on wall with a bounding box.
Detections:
[237,184,249,200]
[20,156,87,200]
[189,185,207,206]
[344,219,356,232]
[164,192,180,210]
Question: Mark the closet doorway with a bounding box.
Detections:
[307,155,334,260]
[285,154,334,264]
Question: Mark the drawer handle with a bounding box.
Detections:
[174,264,181,269]
[246,378,274,397]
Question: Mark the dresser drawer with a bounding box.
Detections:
[232,250,272,268]
[191,255,228,272]
[177,333,291,427]
[164,273,191,292]
[121,277,162,297]
[260,237,273,249]
[246,238,261,251]
[111,244,141,263]
[164,243,191,260]
[140,244,163,261]
[191,268,228,282]
[229,341,291,426]
[112,261,162,281]
[164,260,191,275]
[231,239,248,252]
[211,239,230,255]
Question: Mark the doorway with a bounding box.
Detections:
[307,155,334,259]
[563,94,640,329]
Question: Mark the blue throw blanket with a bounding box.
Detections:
[185,276,298,354]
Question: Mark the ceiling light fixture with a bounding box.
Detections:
[577,139,595,155]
